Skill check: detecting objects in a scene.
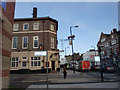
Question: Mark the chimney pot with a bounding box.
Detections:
[113,28,117,33]
[33,7,37,18]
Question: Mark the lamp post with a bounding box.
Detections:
[98,46,103,82]
[69,25,79,74]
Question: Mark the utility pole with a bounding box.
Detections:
[69,25,79,74]
[98,46,103,82]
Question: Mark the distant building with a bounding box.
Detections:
[11,7,60,73]
[0,1,16,89]
[97,28,119,65]
[83,49,99,66]
[60,58,67,65]
[65,53,81,63]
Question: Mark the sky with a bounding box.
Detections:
[14,1,118,58]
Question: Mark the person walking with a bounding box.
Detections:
[63,66,67,79]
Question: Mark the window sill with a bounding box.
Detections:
[22,48,28,49]
[12,48,17,49]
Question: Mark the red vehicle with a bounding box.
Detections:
[78,61,90,71]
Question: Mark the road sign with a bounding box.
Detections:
[34,51,47,56]
[94,56,100,61]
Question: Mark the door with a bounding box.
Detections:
[52,61,55,71]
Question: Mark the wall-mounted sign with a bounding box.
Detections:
[94,56,100,61]
[34,51,47,56]
[59,50,64,52]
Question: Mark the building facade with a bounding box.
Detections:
[0,1,16,89]
[11,8,60,73]
[97,28,119,65]
[83,49,99,66]
[65,53,81,63]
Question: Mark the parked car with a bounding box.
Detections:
[94,65,101,71]
[102,64,115,73]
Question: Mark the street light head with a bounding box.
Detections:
[75,25,79,28]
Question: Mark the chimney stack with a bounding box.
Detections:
[113,28,117,33]
[33,7,37,18]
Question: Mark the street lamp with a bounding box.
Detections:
[69,25,79,74]
[98,46,103,82]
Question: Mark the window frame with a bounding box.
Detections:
[51,36,55,49]
[12,37,18,49]
[11,57,19,68]
[13,24,19,31]
[22,57,27,60]
[30,56,41,67]
[33,22,39,30]
[23,23,29,30]
[101,38,105,42]
[22,61,27,67]
[33,36,39,48]
[50,23,55,31]
[22,36,28,49]
[111,40,116,45]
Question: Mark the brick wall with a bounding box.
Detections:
[2,2,15,23]
[1,1,15,89]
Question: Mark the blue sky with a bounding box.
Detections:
[14,2,118,58]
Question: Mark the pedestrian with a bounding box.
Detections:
[63,66,67,79]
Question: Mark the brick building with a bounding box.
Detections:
[0,1,16,89]
[10,7,60,73]
[97,28,119,65]
[65,53,81,63]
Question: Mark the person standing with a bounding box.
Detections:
[63,66,67,79]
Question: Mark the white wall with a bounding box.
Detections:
[83,50,99,66]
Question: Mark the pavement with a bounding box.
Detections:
[10,70,120,89]
[26,76,119,89]
[26,82,119,89]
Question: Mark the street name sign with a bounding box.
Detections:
[34,51,47,56]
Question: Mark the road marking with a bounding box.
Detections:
[22,78,62,82]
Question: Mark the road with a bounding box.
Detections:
[9,70,118,89]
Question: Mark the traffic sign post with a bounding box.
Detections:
[46,51,48,89]
[34,51,49,89]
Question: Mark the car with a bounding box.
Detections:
[102,65,115,73]
[94,65,101,71]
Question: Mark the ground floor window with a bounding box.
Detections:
[22,61,27,67]
[11,57,19,68]
[31,56,41,67]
